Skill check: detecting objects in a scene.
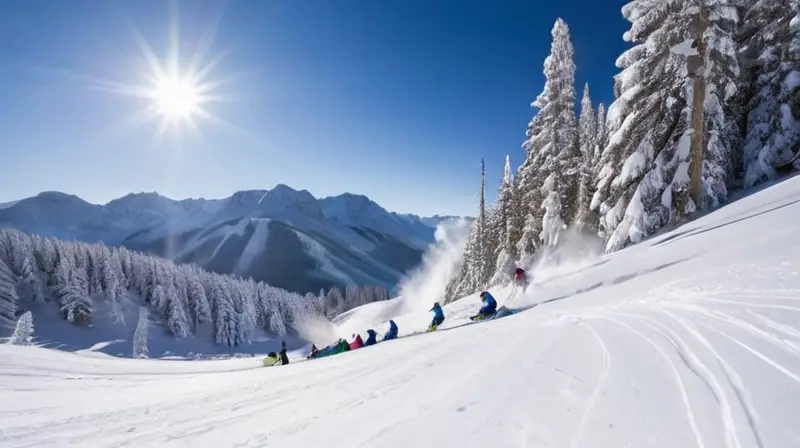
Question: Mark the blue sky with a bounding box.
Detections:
[0,0,628,216]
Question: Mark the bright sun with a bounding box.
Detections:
[153,75,202,121]
[75,4,258,145]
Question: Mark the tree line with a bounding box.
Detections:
[447,1,799,301]
[0,228,388,347]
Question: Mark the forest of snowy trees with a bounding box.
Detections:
[0,228,388,347]
[446,1,799,302]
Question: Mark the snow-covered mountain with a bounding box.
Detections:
[2,164,799,447]
[0,200,18,210]
[0,186,460,294]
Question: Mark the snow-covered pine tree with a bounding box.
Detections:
[268,291,287,337]
[8,311,34,345]
[56,256,92,325]
[736,0,800,187]
[186,269,211,329]
[166,284,190,338]
[485,205,502,276]
[517,18,580,254]
[489,155,519,285]
[443,159,493,302]
[596,103,608,163]
[132,306,149,358]
[475,158,492,284]
[575,83,599,230]
[0,256,18,329]
[0,231,46,305]
[213,280,238,346]
[101,248,125,325]
[596,0,739,251]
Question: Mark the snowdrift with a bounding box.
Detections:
[2,177,800,447]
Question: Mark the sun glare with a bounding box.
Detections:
[153,75,202,121]
[71,2,259,146]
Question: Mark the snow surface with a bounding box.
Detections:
[2,177,800,447]
[233,218,271,274]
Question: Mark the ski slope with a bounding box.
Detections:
[2,177,800,447]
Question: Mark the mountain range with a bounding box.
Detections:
[0,186,468,295]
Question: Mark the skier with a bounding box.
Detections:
[470,291,497,321]
[383,319,399,341]
[428,302,445,331]
[514,267,528,289]
[263,351,281,367]
[349,333,364,350]
[364,329,378,346]
[279,341,290,365]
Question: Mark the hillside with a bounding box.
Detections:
[0,227,395,358]
[1,164,798,447]
[0,186,463,295]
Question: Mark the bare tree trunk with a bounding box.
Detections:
[688,6,708,211]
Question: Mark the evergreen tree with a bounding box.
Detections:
[517,18,580,254]
[736,0,800,187]
[444,159,492,301]
[0,257,18,329]
[186,270,211,329]
[490,155,519,285]
[596,0,739,251]
[8,311,34,346]
[57,261,92,325]
[132,306,149,358]
[576,83,599,230]
[475,158,492,284]
[166,284,190,338]
[596,103,608,162]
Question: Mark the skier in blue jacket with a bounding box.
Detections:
[383,320,398,341]
[429,302,445,331]
[364,329,378,346]
[471,291,497,321]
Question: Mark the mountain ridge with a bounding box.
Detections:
[0,185,471,295]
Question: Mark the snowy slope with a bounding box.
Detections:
[2,177,800,447]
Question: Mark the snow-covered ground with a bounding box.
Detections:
[2,177,800,447]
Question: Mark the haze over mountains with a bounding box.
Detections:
[0,185,468,295]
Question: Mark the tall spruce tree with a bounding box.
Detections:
[576,83,599,230]
[489,155,518,285]
[444,159,492,302]
[595,0,739,251]
[516,18,580,257]
[736,0,800,187]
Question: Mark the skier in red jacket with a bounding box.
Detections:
[349,333,363,350]
[514,267,529,289]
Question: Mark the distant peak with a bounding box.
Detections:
[327,192,375,206]
[125,191,162,198]
[35,191,84,202]
[259,184,316,205]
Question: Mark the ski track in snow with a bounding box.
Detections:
[2,178,800,447]
[568,321,610,448]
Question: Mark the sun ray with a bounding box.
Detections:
[34,1,256,149]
